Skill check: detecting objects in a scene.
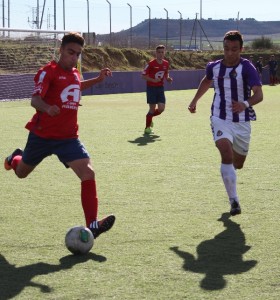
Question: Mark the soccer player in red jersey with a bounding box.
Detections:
[4,32,115,239]
[142,45,173,134]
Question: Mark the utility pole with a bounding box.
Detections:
[164,8,168,48]
[127,3,132,47]
[86,0,89,44]
[147,5,151,49]
[106,0,112,46]
[63,0,65,30]
[237,11,240,30]
[178,11,182,50]
[53,0,56,30]
[36,0,39,29]
[7,0,10,28]
[189,13,213,51]
[200,0,202,50]
[40,0,47,29]
[2,0,5,28]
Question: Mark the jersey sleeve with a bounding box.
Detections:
[142,63,150,76]
[32,67,52,98]
[243,61,262,87]
[206,61,214,80]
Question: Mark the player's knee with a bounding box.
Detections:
[80,168,95,181]
[15,170,29,179]
[158,107,165,114]
[234,162,244,170]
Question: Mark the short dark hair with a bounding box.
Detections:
[61,32,85,47]
[156,45,165,51]
[223,30,243,48]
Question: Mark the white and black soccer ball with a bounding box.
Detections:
[65,225,94,255]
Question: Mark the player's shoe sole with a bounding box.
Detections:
[89,215,116,239]
[4,148,23,170]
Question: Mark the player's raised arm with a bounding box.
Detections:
[80,68,112,91]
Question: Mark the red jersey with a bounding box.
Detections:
[142,59,169,87]
[25,61,81,139]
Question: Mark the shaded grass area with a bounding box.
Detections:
[0,86,280,299]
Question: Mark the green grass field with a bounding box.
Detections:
[0,86,280,299]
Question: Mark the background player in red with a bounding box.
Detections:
[4,32,115,239]
[142,45,173,134]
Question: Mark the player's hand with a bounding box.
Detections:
[231,100,246,114]
[46,105,60,116]
[100,68,112,78]
[188,101,197,113]
[167,77,173,84]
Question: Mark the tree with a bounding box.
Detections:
[251,36,274,49]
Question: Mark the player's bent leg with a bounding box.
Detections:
[15,160,36,179]
[5,148,35,178]
[4,148,23,170]
[233,151,247,169]
[215,138,234,164]
[156,103,165,114]
[148,103,156,115]
[67,158,95,181]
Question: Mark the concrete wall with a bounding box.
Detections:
[81,69,206,96]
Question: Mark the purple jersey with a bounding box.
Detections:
[206,58,261,122]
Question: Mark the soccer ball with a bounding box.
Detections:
[65,225,94,255]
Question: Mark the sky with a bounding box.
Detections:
[1,0,279,35]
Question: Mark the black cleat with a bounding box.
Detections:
[4,148,23,170]
[89,215,115,239]
[230,200,241,216]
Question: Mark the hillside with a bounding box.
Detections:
[1,18,280,75]
[81,47,279,73]
[96,18,280,49]
[0,42,279,75]
[81,47,213,71]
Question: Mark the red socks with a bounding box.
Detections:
[81,180,98,227]
[146,113,153,128]
[145,109,162,128]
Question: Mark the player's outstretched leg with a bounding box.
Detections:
[89,215,116,239]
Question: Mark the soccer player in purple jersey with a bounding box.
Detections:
[188,31,263,216]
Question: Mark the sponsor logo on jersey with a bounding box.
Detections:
[60,84,81,108]
[229,70,237,79]
[217,130,223,137]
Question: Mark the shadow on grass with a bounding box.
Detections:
[128,134,161,146]
[170,212,257,290]
[0,252,106,300]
